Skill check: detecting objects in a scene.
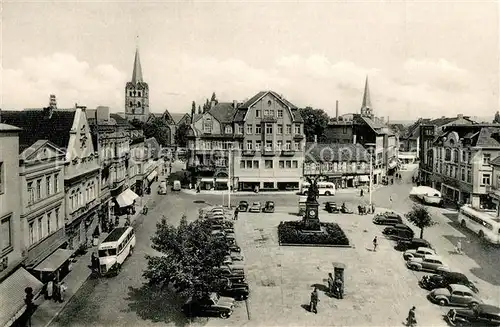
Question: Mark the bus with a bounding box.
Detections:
[458,205,500,244]
[302,181,336,196]
[98,226,136,276]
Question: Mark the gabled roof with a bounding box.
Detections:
[435,125,500,148]
[1,109,76,152]
[490,155,500,167]
[192,114,203,123]
[208,103,237,123]
[20,140,65,160]
[236,91,301,123]
[0,123,21,132]
[239,91,267,109]
[304,142,370,162]
[429,116,474,127]
[170,113,190,125]
[357,115,394,135]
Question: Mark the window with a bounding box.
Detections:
[246,160,253,169]
[240,160,245,169]
[461,168,465,181]
[277,124,283,134]
[294,142,300,151]
[278,109,283,118]
[203,118,212,134]
[28,182,34,204]
[55,208,60,230]
[265,141,273,151]
[29,222,35,246]
[224,125,233,134]
[246,141,253,150]
[253,160,259,169]
[467,152,472,164]
[276,141,282,151]
[264,109,269,116]
[36,179,42,200]
[453,150,459,163]
[286,124,292,135]
[0,162,3,193]
[343,126,347,134]
[483,153,491,165]
[467,169,472,183]
[265,124,273,134]
[238,124,244,134]
[294,124,301,134]
[256,110,261,118]
[292,160,298,168]
[269,110,274,117]
[286,160,292,168]
[256,125,262,134]
[285,141,292,150]
[482,174,491,186]
[445,148,451,161]
[1,215,11,251]
[255,141,261,151]
[461,150,466,162]
[47,211,52,234]
[38,217,43,241]
[265,160,273,169]
[279,161,284,169]
[246,124,253,134]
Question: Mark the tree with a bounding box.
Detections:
[191,101,196,122]
[405,204,437,238]
[142,117,171,146]
[143,216,230,299]
[298,107,330,142]
[175,123,190,147]
[198,105,202,114]
[494,111,500,123]
[210,92,218,105]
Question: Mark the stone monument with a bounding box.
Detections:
[303,176,321,230]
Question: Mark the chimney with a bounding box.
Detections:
[210,100,216,109]
[96,106,110,121]
[335,100,339,121]
[75,103,87,112]
[233,100,238,109]
[49,94,57,109]
[314,135,318,144]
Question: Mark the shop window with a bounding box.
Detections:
[253,160,259,169]
[279,161,284,169]
[246,160,253,169]
[263,182,274,189]
[265,160,273,169]
[240,160,245,169]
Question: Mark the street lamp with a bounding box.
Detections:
[365,143,376,208]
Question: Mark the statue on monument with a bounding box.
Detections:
[306,176,320,203]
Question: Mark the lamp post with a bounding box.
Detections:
[228,148,232,209]
[365,143,376,208]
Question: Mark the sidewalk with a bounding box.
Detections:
[31,179,161,327]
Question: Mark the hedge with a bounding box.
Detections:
[278,221,349,246]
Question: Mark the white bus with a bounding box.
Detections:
[458,205,500,244]
[302,181,336,196]
[98,226,136,275]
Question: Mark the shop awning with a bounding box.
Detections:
[388,158,398,169]
[200,177,214,183]
[359,175,370,182]
[0,267,43,327]
[214,178,228,183]
[33,249,74,273]
[147,171,158,182]
[116,188,139,208]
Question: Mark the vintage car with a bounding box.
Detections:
[211,230,235,242]
[420,271,478,293]
[446,304,500,326]
[224,255,244,265]
[428,284,482,307]
[215,266,245,282]
[237,201,249,212]
[406,254,450,273]
[403,247,436,260]
[249,202,262,213]
[227,251,244,261]
[372,212,403,225]
[182,292,235,318]
[383,224,415,240]
[325,201,340,213]
[396,238,433,252]
[262,201,275,213]
[219,280,250,301]
[229,244,241,253]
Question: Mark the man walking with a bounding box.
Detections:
[234,207,239,221]
[310,287,319,314]
[360,188,364,197]
[373,236,378,252]
[327,273,334,294]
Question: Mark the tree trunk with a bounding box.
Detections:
[419,228,424,239]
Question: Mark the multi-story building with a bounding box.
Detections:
[486,156,500,215]
[125,47,149,122]
[324,78,398,184]
[303,142,372,188]
[430,124,500,209]
[2,101,101,251]
[418,115,475,185]
[147,110,191,149]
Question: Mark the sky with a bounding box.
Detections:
[1,1,499,120]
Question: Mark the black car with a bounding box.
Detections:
[420,271,479,293]
[446,304,500,326]
[238,201,249,212]
[396,238,433,251]
[262,201,275,213]
[382,224,414,240]
[372,212,403,225]
[219,281,250,301]
[182,292,235,319]
[325,202,340,213]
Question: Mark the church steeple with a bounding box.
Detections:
[360,76,373,118]
[131,47,143,84]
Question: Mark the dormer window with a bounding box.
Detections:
[203,117,212,134]
[225,125,232,134]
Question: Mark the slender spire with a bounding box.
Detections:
[361,76,371,110]
[131,46,143,84]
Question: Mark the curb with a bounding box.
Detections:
[278,243,353,248]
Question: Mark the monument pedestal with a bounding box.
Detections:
[303,200,320,230]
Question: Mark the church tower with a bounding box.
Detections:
[360,76,374,119]
[125,47,149,122]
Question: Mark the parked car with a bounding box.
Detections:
[215,266,245,282]
[372,212,403,225]
[428,284,482,307]
[249,202,262,213]
[229,244,241,253]
[182,292,235,319]
[325,202,340,213]
[420,272,479,293]
[211,230,235,242]
[395,238,433,251]
[172,180,181,191]
[219,280,250,301]
[262,201,275,213]
[227,251,244,261]
[403,247,436,260]
[383,224,415,240]
[406,254,450,273]
[238,201,249,212]
[224,255,244,265]
[446,304,500,326]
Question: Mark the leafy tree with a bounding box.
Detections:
[203,99,210,113]
[175,123,190,147]
[298,107,330,142]
[142,117,172,147]
[405,204,437,238]
[494,111,500,123]
[143,215,230,299]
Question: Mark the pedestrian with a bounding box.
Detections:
[456,239,463,254]
[45,278,53,300]
[390,195,393,208]
[373,236,378,252]
[53,280,60,302]
[327,273,334,294]
[334,276,344,299]
[360,189,364,197]
[234,207,239,221]
[309,287,319,314]
[91,253,98,273]
[357,205,362,215]
[59,282,67,302]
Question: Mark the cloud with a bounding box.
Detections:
[1,52,496,120]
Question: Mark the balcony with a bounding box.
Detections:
[281,150,296,156]
[262,149,275,156]
[111,176,126,190]
[196,164,216,172]
[261,116,277,123]
[293,134,305,140]
[241,150,256,156]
